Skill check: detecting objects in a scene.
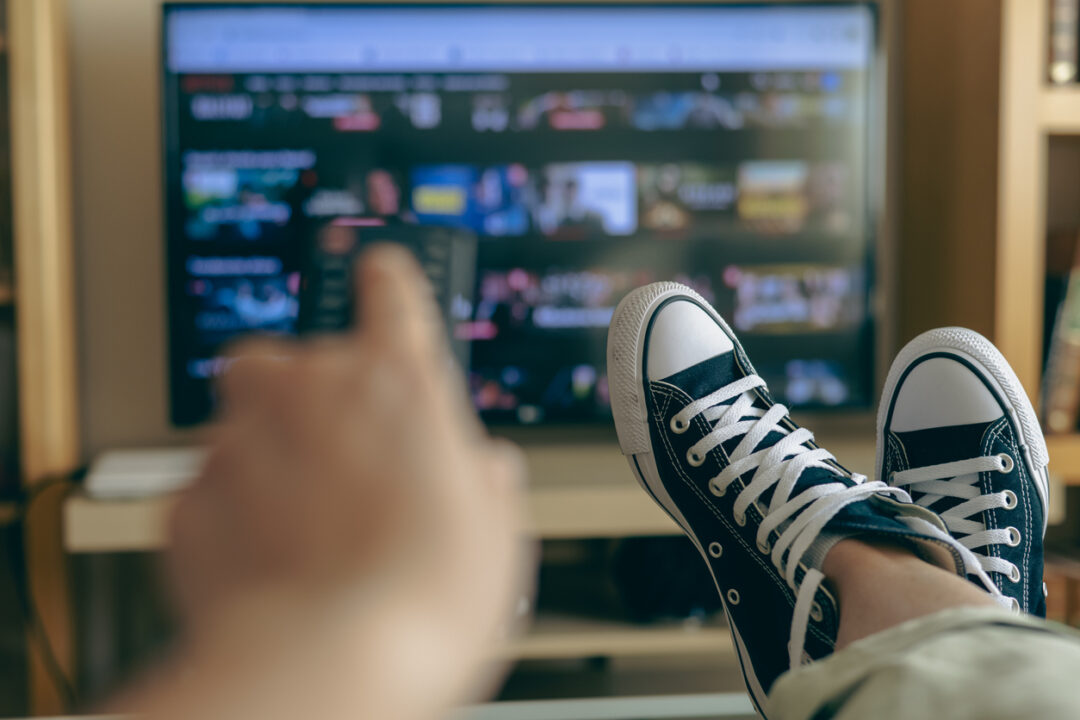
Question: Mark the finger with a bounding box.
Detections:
[216,337,297,412]
[355,244,443,356]
[436,352,485,440]
[482,440,528,496]
[222,335,297,364]
[223,332,297,357]
[475,441,536,643]
[471,440,529,538]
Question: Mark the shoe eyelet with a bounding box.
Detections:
[1002,489,1018,510]
[708,479,726,497]
[997,453,1015,473]
[708,542,723,558]
[1009,598,1021,613]
[687,450,705,467]
[810,601,824,623]
[726,589,741,605]
[670,416,689,434]
[757,538,770,554]
[734,513,747,527]
[1008,566,1021,583]
[1006,526,1022,547]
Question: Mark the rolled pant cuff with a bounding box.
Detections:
[767,606,1071,720]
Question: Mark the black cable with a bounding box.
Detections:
[3,468,85,711]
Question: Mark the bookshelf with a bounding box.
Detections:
[60,482,736,670]
[58,432,869,676]
[59,489,738,668]
[1049,435,1080,477]
[998,0,1080,483]
[58,475,745,690]
[1041,86,1080,132]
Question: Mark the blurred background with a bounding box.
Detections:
[3,1,1080,718]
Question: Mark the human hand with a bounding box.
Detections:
[163,245,532,720]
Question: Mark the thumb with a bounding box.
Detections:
[354,244,444,357]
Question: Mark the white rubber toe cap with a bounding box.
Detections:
[646,299,734,380]
[890,356,1004,432]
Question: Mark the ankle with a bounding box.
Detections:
[824,538,998,649]
[823,538,927,583]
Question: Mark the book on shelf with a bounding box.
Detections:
[1050,0,1080,84]
[1041,231,1080,433]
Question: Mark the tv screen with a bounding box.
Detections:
[162,3,879,426]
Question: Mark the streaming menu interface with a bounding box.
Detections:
[163,4,877,425]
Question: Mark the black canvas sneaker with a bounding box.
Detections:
[878,327,1050,616]
[606,283,1001,717]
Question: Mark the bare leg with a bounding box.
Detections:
[823,539,998,649]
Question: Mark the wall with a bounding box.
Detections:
[898,0,1003,342]
[68,0,195,456]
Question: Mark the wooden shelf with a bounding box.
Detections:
[63,476,679,553]
[1048,434,1080,483]
[65,434,877,553]
[1041,86,1080,134]
[64,493,173,552]
[64,443,681,552]
[504,613,731,661]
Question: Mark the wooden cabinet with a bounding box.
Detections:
[996,0,1080,480]
[15,0,1080,714]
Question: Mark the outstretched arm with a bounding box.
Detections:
[109,246,532,720]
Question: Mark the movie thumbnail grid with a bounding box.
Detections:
[182,150,317,244]
[461,263,863,340]
[466,267,714,422]
[184,255,300,355]
[464,262,866,421]
[470,356,860,424]
[180,150,856,243]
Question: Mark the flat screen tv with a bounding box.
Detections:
[162,3,881,426]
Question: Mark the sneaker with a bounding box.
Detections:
[606,283,996,714]
[877,327,1050,615]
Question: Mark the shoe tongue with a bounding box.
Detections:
[662,351,852,502]
[825,496,917,536]
[894,422,994,467]
[892,421,995,529]
[657,351,740,399]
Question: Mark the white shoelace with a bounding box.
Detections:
[670,375,914,670]
[890,456,1023,584]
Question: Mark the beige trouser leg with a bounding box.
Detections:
[768,607,1080,720]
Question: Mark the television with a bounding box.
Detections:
[162,3,881,426]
